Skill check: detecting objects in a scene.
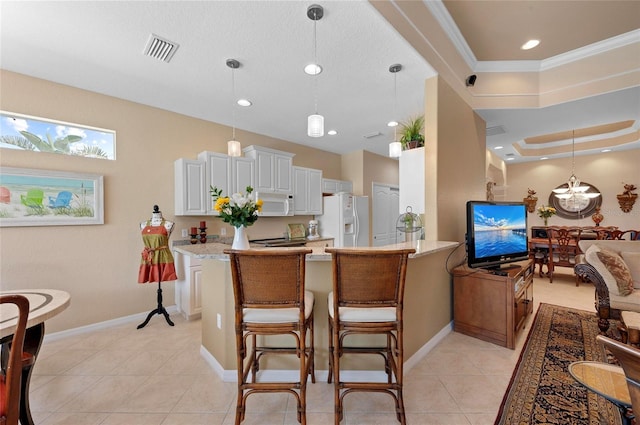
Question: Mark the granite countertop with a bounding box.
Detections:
[173,239,459,261]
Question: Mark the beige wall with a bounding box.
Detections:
[506,149,640,230]
[424,76,486,243]
[0,70,395,333]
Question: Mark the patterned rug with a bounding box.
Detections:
[495,303,623,425]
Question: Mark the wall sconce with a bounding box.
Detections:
[523,188,538,213]
[617,183,638,213]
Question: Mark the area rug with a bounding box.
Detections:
[495,303,623,425]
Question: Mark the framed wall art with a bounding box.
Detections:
[0,111,116,160]
[0,167,104,227]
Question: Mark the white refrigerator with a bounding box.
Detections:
[315,193,369,247]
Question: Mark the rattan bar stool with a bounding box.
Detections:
[325,247,415,425]
[225,248,315,425]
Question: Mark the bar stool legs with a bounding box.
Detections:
[325,247,414,424]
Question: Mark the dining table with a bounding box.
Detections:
[0,289,71,425]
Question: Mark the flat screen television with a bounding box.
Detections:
[466,200,529,270]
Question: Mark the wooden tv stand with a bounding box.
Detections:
[452,260,534,349]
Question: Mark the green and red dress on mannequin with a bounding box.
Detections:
[138,219,177,283]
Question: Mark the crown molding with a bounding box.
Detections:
[424,0,477,70]
[428,0,640,74]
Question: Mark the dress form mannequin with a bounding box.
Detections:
[141,205,174,234]
[137,205,177,329]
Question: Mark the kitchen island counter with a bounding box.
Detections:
[174,239,458,261]
[197,240,460,381]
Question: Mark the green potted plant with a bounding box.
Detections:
[399,115,425,150]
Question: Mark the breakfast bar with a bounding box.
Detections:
[174,240,459,381]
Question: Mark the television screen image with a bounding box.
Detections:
[466,201,528,269]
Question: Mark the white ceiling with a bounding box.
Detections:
[0,0,638,162]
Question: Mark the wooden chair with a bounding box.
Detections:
[325,247,415,424]
[224,248,315,425]
[596,335,640,414]
[595,226,622,240]
[547,226,581,285]
[0,295,30,425]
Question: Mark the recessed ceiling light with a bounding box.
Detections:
[237,99,252,107]
[540,157,548,160]
[494,146,503,150]
[327,130,337,136]
[521,39,540,50]
[304,63,322,75]
[601,149,612,153]
[506,157,515,161]
[387,121,398,127]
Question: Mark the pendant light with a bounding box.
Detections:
[388,64,402,158]
[307,4,324,138]
[553,130,600,200]
[226,59,242,157]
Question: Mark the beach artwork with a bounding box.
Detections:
[0,167,104,227]
[0,111,115,160]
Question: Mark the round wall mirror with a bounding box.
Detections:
[548,181,602,219]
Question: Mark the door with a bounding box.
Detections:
[372,183,400,246]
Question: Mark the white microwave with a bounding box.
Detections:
[255,192,294,216]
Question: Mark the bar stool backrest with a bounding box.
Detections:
[226,248,312,311]
[326,248,415,317]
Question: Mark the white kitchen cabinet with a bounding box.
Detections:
[174,158,207,216]
[322,178,353,194]
[305,238,333,248]
[293,166,323,215]
[244,145,294,193]
[231,156,255,194]
[197,151,230,213]
[399,147,425,214]
[174,252,202,320]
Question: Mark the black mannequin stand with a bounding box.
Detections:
[137,281,174,329]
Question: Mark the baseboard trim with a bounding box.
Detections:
[201,321,453,382]
[43,305,179,342]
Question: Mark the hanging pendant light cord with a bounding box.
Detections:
[231,67,236,141]
[312,9,319,115]
[393,70,398,142]
[571,130,576,177]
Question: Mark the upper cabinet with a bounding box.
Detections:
[231,156,255,195]
[175,158,207,215]
[293,166,323,215]
[322,178,353,194]
[244,145,294,194]
[197,151,230,214]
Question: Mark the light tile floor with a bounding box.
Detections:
[30,270,594,425]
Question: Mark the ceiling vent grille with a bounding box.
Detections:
[363,131,382,139]
[143,34,179,63]
[486,125,506,137]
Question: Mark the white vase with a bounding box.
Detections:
[232,225,250,250]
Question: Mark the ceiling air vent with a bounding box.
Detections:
[486,125,506,137]
[363,131,382,139]
[143,34,179,63]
